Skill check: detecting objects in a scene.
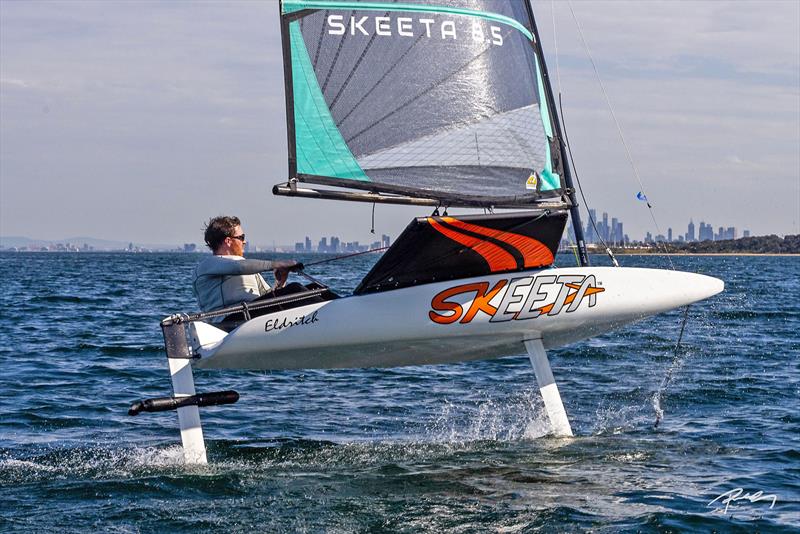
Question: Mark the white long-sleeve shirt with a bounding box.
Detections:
[192,255,276,316]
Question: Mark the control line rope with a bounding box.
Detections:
[560,0,691,427]
[652,305,691,429]
[302,246,390,267]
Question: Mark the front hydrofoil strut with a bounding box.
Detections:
[524,338,573,437]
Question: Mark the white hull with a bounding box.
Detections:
[191,267,723,370]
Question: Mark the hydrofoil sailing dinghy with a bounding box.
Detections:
[129,0,723,464]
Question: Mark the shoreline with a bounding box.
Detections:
[2,249,798,257]
[609,252,800,257]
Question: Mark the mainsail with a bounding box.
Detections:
[279,0,567,207]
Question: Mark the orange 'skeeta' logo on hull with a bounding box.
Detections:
[429,275,605,324]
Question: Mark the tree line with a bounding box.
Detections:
[618,235,800,254]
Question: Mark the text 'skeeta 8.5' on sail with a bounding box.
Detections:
[129,1,725,464]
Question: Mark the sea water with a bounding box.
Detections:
[0,252,797,532]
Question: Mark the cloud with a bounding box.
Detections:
[539,0,799,83]
[0,0,798,243]
[535,0,799,237]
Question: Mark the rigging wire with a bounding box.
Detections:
[551,0,563,101]
[550,0,618,267]
[565,0,675,269]
[559,94,619,267]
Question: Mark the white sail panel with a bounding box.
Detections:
[357,105,546,171]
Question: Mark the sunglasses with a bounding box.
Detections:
[229,234,246,242]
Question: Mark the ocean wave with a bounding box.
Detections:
[30,295,115,304]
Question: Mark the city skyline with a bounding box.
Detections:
[645,217,749,244]
[570,207,753,246]
[0,231,395,253]
[295,233,391,254]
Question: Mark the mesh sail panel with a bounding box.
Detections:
[282,0,563,204]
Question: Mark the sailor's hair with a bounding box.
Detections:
[204,215,241,251]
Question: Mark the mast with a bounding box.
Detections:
[279,2,297,179]
[526,1,590,266]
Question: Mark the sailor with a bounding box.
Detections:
[192,215,304,319]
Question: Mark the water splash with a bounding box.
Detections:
[591,404,647,436]
[425,388,551,444]
[0,444,188,483]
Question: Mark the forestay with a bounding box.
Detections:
[280,0,566,206]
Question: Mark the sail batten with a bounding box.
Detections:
[280,0,566,206]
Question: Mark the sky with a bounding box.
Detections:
[1,0,798,247]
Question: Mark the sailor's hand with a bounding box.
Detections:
[273,268,288,289]
[289,262,304,272]
[272,260,301,271]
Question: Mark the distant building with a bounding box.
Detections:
[698,222,714,241]
[318,237,328,253]
[609,217,618,244]
[667,228,673,242]
[183,243,197,253]
[575,208,635,244]
[585,209,597,243]
[381,234,391,248]
[295,242,304,253]
[304,236,312,252]
[687,219,695,242]
[744,230,750,238]
[610,217,617,243]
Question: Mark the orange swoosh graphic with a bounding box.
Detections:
[441,217,554,268]
[428,218,517,272]
[537,283,605,314]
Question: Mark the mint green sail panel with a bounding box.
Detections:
[290,22,368,181]
[281,0,565,203]
[534,54,560,192]
[540,144,560,192]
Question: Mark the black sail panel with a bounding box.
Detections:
[354,211,568,295]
